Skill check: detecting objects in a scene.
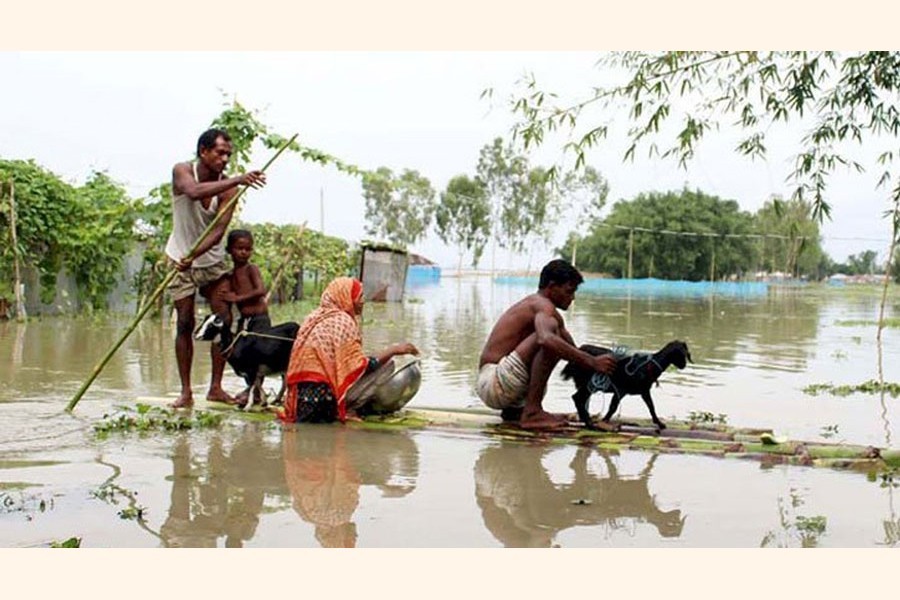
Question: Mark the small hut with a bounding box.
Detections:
[359,242,409,302]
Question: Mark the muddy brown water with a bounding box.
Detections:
[1,277,898,547]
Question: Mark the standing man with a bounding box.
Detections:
[166,128,267,408]
[477,259,617,430]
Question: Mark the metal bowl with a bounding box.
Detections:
[367,355,422,414]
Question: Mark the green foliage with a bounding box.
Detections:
[361,167,435,247]
[93,403,226,437]
[893,246,900,283]
[131,184,173,311]
[754,197,825,278]
[210,97,365,177]
[0,160,79,303]
[435,175,491,269]
[761,489,827,548]
[835,317,900,328]
[50,537,82,548]
[803,380,900,397]
[241,222,353,298]
[687,410,728,425]
[68,172,140,309]
[507,51,900,222]
[0,161,139,309]
[820,424,840,440]
[475,138,561,253]
[560,188,756,279]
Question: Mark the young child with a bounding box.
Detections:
[220,229,270,333]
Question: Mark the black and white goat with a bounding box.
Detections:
[561,340,693,430]
[194,313,299,410]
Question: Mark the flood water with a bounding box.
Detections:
[2,276,899,547]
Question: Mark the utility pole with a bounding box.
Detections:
[7,179,26,321]
[319,187,325,233]
[627,228,634,280]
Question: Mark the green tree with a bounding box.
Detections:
[753,198,825,278]
[361,167,436,247]
[562,188,756,280]
[504,50,900,320]
[507,52,900,220]
[559,165,609,267]
[0,159,75,302]
[68,172,140,309]
[476,137,561,258]
[435,175,491,271]
[0,160,139,309]
[846,250,881,275]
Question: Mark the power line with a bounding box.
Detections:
[593,222,891,244]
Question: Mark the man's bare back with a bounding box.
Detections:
[479,294,562,367]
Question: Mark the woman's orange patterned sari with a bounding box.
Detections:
[281,277,368,422]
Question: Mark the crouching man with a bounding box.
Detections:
[476,259,617,430]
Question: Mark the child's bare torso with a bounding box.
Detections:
[231,263,268,317]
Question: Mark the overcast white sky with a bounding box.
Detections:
[1,51,895,270]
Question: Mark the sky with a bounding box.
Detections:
[1,51,896,271]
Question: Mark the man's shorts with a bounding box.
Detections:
[166,259,231,302]
[476,351,530,410]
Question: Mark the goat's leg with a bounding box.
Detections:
[572,388,594,429]
[239,370,258,411]
[251,373,266,409]
[271,375,287,406]
[601,393,622,424]
[641,390,666,430]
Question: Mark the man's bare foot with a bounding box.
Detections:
[206,388,238,405]
[519,411,569,431]
[234,390,250,408]
[170,393,193,409]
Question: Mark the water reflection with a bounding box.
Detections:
[567,288,823,377]
[160,429,283,548]
[474,442,684,547]
[156,424,420,547]
[282,427,419,547]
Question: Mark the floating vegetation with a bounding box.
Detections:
[803,380,900,398]
[1,490,54,517]
[50,537,82,548]
[93,403,226,437]
[91,482,148,522]
[821,424,840,440]
[868,468,900,489]
[687,411,728,425]
[835,318,900,328]
[761,490,828,548]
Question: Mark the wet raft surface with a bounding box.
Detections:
[358,407,900,474]
[135,397,900,473]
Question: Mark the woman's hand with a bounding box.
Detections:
[393,342,419,356]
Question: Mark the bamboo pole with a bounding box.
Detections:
[66,134,298,412]
[7,179,26,321]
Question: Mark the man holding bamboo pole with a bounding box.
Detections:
[166,128,267,409]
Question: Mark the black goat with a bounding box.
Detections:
[194,313,300,409]
[560,340,692,430]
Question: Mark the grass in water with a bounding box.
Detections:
[803,380,900,397]
[834,317,900,328]
[94,403,226,437]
